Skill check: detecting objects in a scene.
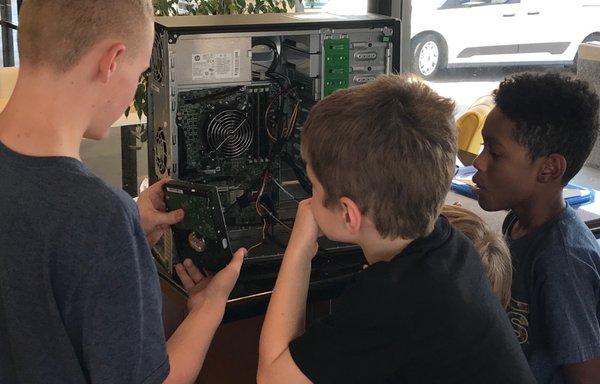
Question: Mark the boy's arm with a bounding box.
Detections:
[163,248,245,384]
[257,199,317,384]
[563,358,600,384]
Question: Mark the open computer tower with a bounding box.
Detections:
[148,12,401,288]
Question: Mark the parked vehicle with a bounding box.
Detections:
[411,0,600,78]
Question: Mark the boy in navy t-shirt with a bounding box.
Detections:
[473,72,600,383]
[0,1,244,382]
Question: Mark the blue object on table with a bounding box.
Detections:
[451,166,595,208]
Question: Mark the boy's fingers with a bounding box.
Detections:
[150,195,167,211]
[228,248,247,271]
[183,258,205,284]
[175,264,195,291]
[151,177,172,190]
[210,248,246,295]
[152,209,184,227]
[146,177,171,204]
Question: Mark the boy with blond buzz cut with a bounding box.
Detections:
[258,74,534,384]
[442,204,512,308]
[0,1,245,383]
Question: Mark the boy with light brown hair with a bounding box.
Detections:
[442,204,512,308]
[258,74,534,384]
[0,1,244,383]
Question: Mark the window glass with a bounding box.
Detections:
[305,0,368,13]
[411,0,595,116]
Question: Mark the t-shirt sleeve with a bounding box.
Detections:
[289,269,406,383]
[534,245,600,365]
[75,202,169,384]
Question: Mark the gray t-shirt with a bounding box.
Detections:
[503,206,600,384]
[0,140,169,383]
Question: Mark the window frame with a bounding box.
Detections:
[0,0,19,67]
[439,0,520,10]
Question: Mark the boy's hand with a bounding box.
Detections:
[136,177,184,247]
[175,248,246,314]
[287,198,321,260]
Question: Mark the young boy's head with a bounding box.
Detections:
[441,204,512,308]
[301,74,456,243]
[473,72,600,212]
[17,0,155,139]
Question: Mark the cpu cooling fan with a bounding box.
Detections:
[205,109,254,158]
[154,126,169,177]
[151,31,165,84]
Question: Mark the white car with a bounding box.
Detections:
[411,0,600,78]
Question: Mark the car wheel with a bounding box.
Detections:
[413,34,446,79]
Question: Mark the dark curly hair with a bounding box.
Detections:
[494,72,600,183]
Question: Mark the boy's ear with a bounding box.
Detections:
[98,43,127,84]
[537,154,566,184]
[339,197,362,234]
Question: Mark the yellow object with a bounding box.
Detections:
[0,66,19,113]
[456,94,495,157]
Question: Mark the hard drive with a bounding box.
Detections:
[163,180,232,272]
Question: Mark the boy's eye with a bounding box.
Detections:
[481,143,500,159]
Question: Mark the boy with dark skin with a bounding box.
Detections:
[473,72,600,384]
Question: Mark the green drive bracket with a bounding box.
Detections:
[323,37,350,97]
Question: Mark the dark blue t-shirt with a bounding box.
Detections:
[503,206,600,384]
[0,141,169,383]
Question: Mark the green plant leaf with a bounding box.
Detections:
[234,0,246,12]
[206,0,218,14]
[137,104,144,120]
[140,126,148,143]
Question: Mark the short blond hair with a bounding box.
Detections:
[442,205,512,308]
[302,74,457,239]
[18,0,154,72]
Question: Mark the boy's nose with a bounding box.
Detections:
[472,153,485,172]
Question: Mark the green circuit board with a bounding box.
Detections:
[164,190,217,240]
[323,37,350,96]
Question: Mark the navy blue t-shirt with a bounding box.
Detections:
[503,206,600,384]
[0,141,169,383]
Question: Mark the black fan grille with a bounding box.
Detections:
[155,126,168,176]
[206,110,253,158]
[151,32,164,84]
